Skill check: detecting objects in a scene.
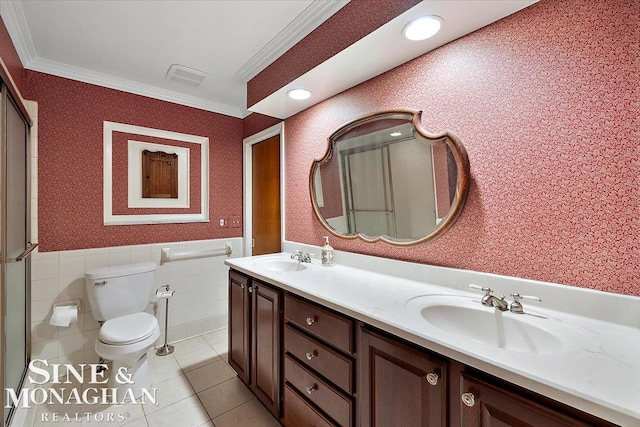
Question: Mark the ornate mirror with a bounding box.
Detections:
[310,109,470,246]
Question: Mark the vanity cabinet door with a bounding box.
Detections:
[228,271,251,384]
[359,327,447,427]
[459,373,616,427]
[251,281,282,418]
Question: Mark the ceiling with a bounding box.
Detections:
[1,0,537,120]
[1,0,348,117]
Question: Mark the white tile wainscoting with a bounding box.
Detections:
[29,237,243,374]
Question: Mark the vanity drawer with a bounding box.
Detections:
[285,355,353,427]
[285,294,354,353]
[285,324,353,394]
[283,383,334,427]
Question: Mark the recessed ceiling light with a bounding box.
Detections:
[402,16,443,41]
[390,132,402,137]
[287,88,312,100]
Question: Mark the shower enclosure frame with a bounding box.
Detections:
[0,72,34,427]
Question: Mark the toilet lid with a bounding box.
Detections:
[99,312,158,345]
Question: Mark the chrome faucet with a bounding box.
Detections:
[509,293,542,314]
[469,284,509,311]
[291,250,312,263]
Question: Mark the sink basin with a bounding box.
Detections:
[407,295,590,355]
[251,258,308,272]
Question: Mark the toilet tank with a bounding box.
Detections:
[85,262,157,321]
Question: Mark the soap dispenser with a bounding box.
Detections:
[321,236,334,267]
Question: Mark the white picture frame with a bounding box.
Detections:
[103,121,209,225]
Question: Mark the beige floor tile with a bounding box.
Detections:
[146,352,182,384]
[211,398,277,427]
[202,328,227,346]
[123,416,148,427]
[142,374,195,415]
[170,336,211,355]
[197,377,254,419]
[145,395,210,427]
[185,359,236,393]
[174,346,221,373]
[82,402,145,426]
[212,342,228,361]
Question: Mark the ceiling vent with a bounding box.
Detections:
[165,64,209,87]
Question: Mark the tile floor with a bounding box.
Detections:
[14,328,281,427]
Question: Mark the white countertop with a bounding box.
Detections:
[225,249,640,426]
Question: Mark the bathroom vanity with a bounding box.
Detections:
[226,250,640,427]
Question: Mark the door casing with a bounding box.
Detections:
[243,122,285,256]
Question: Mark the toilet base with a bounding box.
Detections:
[109,353,153,401]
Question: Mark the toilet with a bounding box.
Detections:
[85,262,160,399]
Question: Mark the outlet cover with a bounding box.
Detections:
[230,216,242,228]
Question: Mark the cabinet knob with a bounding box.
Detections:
[306,316,317,326]
[248,286,253,293]
[306,351,317,361]
[461,392,476,407]
[306,385,317,395]
[425,372,439,386]
[240,284,245,289]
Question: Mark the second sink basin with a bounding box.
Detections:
[251,258,308,272]
[406,295,591,355]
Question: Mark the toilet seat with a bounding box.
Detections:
[99,312,158,345]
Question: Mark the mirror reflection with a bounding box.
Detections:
[310,110,469,245]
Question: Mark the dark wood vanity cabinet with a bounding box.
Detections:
[455,368,618,427]
[228,271,282,418]
[229,270,620,427]
[229,271,250,383]
[359,327,447,427]
[283,294,356,427]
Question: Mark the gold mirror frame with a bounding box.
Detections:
[309,109,470,246]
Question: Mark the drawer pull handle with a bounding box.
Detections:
[425,372,439,386]
[461,392,476,407]
[306,316,317,326]
[306,351,317,361]
[306,385,317,395]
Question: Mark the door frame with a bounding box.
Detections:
[0,82,33,427]
[243,122,285,256]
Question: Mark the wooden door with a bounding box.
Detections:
[251,280,282,418]
[252,135,281,255]
[359,328,447,427]
[459,373,615,427]
[228,271,251,384]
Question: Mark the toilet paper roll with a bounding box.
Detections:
[50,305,78,327]
[156,289,175,299]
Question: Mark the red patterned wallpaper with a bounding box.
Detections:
[0,17,25,95]
[242,112,281,139]
[111,132,202,215]
[284,0,640,296]
[25,71,243,252]
[247,0,420,107]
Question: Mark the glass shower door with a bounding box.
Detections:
[1,85,32,425]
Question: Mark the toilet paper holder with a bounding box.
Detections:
[50,299,81,327]
[156,285,175,356]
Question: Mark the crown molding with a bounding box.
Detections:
[234,0,349,82]
[0,0,37,66]
[28,57,245,118]
[1,0,245,118]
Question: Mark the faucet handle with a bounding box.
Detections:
[511,293,542,303]
[469,284,493,295]
[509,293,542,314]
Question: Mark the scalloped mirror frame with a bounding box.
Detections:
[309,109,470,246]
